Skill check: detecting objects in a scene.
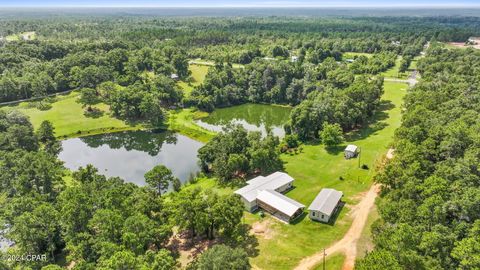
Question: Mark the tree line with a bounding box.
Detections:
[357,45,480,270]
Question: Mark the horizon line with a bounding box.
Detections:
[1,4,480,8]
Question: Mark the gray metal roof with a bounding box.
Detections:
[308,188,343,216]
[257,190,305,217]
[234,172,294,203]
[345,144,358,153]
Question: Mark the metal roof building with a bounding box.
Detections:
[234,172,304,222]
[308,188,343,223]
[234,172,294,205]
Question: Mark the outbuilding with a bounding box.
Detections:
[170,73,179,80]
[308,188,343,223]
[344,144,358,159]
[256,190,305,223]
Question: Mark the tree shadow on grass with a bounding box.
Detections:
[83,108,104,118]
[344,100,394,142]
[325,145,346,155]
[290,211,308,225]
[232,224,260,257]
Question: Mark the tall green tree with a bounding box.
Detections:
[319,122,344,147]
[144,165,177,196]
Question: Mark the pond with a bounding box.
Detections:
[58,131,203,186]
[195,103,292,137]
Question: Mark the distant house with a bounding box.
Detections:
[308,188,343,223]
[170,73,179,80]
[344,144,358,159]
[291,55,299,62]
[235,172,294,212]
[345,59,355,63]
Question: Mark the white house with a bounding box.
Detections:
[234,172,294,212]
[308,188,343,223]
[170,73,179,80]
[344,144,358,159]
[291,56,299,62]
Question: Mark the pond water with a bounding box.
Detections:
[58,131,203,186]
[195,103,292,137]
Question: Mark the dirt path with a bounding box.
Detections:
[294,149,396,270]
[294,184,380,270]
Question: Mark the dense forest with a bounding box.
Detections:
[357,46,480,269]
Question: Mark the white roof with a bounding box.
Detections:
[345,144,358,153]
[257,190,305,217]
[308,188,343,216]
[234,172,294,203]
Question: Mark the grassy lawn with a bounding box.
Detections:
[356,205,380,260]
[1,91,141,138]
[5,31,36,41]
[247,81,407,270]
[177,63,210,96]
[380,56,408,79]
[167,108,215,143]
[313,253,346,270]
[343,52,373,59]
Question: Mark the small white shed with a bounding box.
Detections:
[344,144,358,159]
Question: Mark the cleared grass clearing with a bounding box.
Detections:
[247,81,407,270]
[177,63,210,96]
[1,91,140,138]
[5,31,36,41]
[380,56,408,79]
[343,52,373,59]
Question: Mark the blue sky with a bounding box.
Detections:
[0,0,478,7]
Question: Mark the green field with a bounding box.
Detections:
[343,52,373,59]
[5,31,36,41]
[177,63,210,95]
[1,92,141,138]
[380,56,408,79]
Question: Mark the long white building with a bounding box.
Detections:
[234,172,304,222]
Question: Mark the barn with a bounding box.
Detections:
[308,188,343,223]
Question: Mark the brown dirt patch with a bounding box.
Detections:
[251,219,277,240]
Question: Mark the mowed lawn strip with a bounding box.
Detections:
[1,91,140,138]
[247,81,407,270]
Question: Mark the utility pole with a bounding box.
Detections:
[323,248,326,270]
[358,147,361,168]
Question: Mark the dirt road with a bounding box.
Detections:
[293,184,380,270]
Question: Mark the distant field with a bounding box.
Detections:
[5,31,36,41]
[343,52,373,59]
[177,63,210,96]
[0,91,140,138]
[380,56,409,79]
